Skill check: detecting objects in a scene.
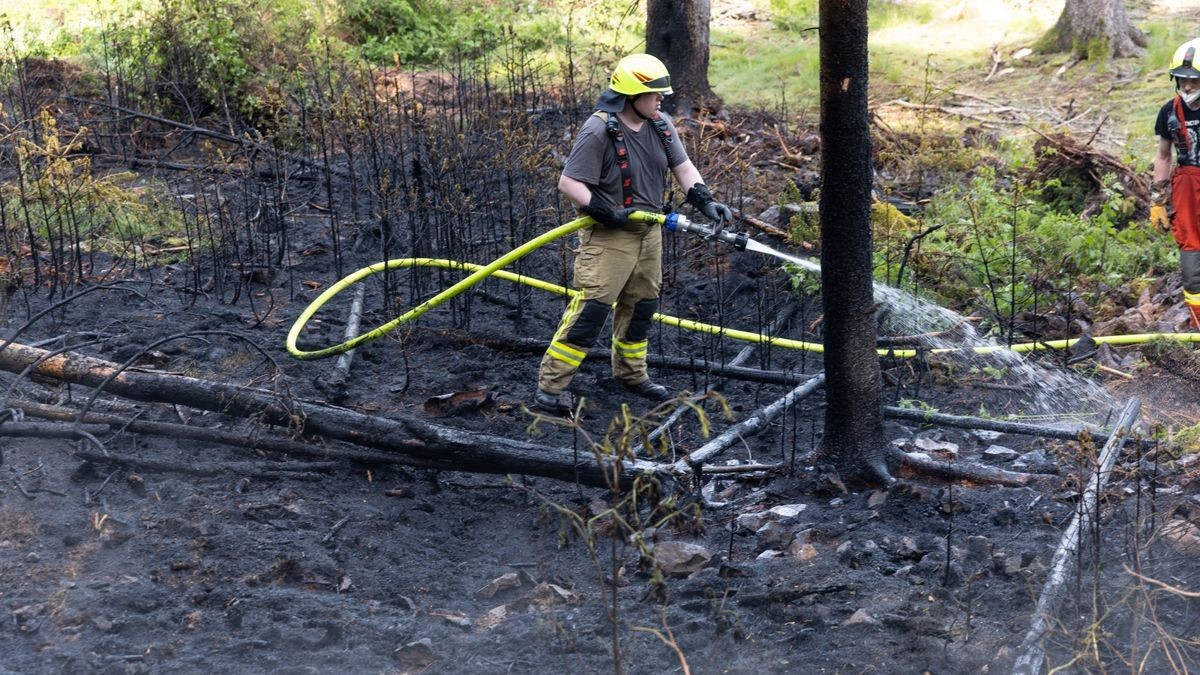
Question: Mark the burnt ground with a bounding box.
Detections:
[2,90,1200,673]
[2,210,1199,675]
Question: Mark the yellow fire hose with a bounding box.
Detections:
[286,211,1200,360]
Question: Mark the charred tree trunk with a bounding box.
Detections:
[1038,0,1146,60]
[818,0,890,485]
[646,0,720,114]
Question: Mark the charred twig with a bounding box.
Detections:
[322,516,351,544]
[66,98,350,178]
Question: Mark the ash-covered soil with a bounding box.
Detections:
[0,76,1198,672]
[1,214,1196,675]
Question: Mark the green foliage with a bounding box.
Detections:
[340,0,511,64]
[768,0,817,33]
[883,167,1176,323]
[88,0,321,126]
[1171,420,1200,454]
[3,110,184,252]
[769,0,936,33]
[709,27,819,109]
[867,0,937,30]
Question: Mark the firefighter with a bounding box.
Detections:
[1153,37,1200,329]
[533,53,732,414]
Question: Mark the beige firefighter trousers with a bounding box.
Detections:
[537,223,662,394]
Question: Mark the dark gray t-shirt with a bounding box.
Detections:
[561,112,690,212]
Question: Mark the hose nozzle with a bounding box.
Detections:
[663,213,748,250]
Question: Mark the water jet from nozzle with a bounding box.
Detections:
[743,239,821,273]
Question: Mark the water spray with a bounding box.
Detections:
[652,212,823,274]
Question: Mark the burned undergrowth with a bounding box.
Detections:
[0,44,1198,674]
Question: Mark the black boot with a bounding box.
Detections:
[533,388,570,414]
[622,379,673,402]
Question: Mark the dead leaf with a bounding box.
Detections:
[423,388,493,417]
[302,280,322,289]
[528,583,580,610]
[475,572,521,599]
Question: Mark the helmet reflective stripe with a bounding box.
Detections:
[609,53,673,96]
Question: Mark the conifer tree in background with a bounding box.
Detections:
[1039,0,1146,60]
[646,0,720,114]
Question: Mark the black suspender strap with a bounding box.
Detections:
[593,111,679,209]
[602,113,635,208]
[649,116,679,167]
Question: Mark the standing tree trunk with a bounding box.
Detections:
[818,0,890,485]
[1038,0,1146,60]
[646,0,720,115]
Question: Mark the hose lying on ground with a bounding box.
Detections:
[286,213,1200,360]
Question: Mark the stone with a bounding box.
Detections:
[393,638,436,671]
[652,541,713,577]
[528,583,581,609]
[843,609,879,626]
[736,503,807,532]
[1161,519,1200,555]
[913,436,959,458]
[474,605,508,631]
[971,429,1004,443]
[755,521,793,550]
[982,445,1019,461]
[789,541,818,562]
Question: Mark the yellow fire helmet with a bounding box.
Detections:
[609,53,673,96]
[1169,38,1200,79]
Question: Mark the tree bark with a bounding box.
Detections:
[646,0,720,114]
[818,0,890,485]
[1039,0,1146,60]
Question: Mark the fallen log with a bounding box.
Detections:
[1012,397,1141,675]
[75,449,336,480]
[10,400,410,466]
[669,374,826,478]
[0,341,659,487]
[642,301,804,451]
[318,283,366,399]
[0,421,110,440]
[882,405,1150,447]
[885,446,1053,488]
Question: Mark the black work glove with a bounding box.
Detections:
[579,193,636,228]
[685,183,734,226]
